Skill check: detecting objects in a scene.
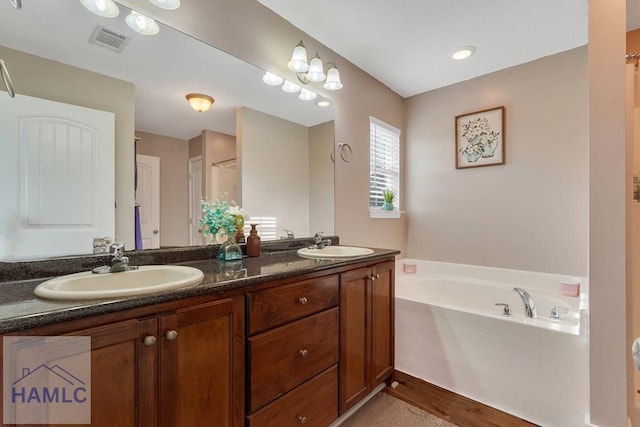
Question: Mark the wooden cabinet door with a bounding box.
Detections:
[66,317,158,427]
[370,261,394,387]
[339,267,370,414]
[159,297,244,427]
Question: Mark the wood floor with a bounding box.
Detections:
[385,371,539,427]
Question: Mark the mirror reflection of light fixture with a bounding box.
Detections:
[186,93,214,112]
[287,40,343,91]
[125,10,159,35]
[80,0,120,17]
[262,72,284,86]
[281,80,301,94]
[147,0,180,10]
[298,88,317,101]
[11,0,22,9]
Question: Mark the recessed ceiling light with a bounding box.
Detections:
[148,0,180,10]
[452,46,476,61]
[281,80,301,94]
[262,72,284,86]
[80,0,120,17]
[126,11,160,35]
[316,100,330,107]
[298,88,317,101]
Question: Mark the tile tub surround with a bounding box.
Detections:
[394,259,589,427]
[0,238,400,334]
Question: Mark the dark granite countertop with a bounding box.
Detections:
[0,243,399,334]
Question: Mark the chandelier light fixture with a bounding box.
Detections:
[186,93,214,112]
[288,40,343,91]
[147,0,181,10]
[126,10,160,35]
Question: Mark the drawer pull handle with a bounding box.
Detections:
[298,297,308,305]
[143,335,157,347]
[298,416,307,424]
[165,330,178,341]
[299,349,308,358]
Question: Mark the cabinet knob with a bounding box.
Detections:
[369,273,380,281]
[298,416,307,424]
[165,330,178,341]
[299,349,308,358]
[298,296,308,305]
[143,335,157,347]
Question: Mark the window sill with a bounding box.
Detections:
[370,209,402,219]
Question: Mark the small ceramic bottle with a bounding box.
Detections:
[246,224,261,257]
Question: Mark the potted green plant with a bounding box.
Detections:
[382,188,396,211]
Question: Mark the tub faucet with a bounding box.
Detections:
[513,287,537,318]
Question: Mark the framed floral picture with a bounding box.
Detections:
[455,106,505,169]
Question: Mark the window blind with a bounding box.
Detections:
[369,117,400,208]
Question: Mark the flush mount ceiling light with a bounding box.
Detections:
[287,40,343,91]
[298,88,317,101]
[125,10,159,35]
[186,93,214,112]
[452,46,476,61]
[80,0,120,17]
[281,80,301,94]
[147,0,180,10]
[316,100,331,107]
[262,72,284,86]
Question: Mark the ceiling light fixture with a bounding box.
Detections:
[281,80,301,94]
[262,72,284,86]
[186,93,214,112]
[298,88,317,101]
[452,46,476,61]
[147,0,180,10]
[287,40,343,91]
[125,10,159,35]
[316,100,330,108]
[80,0,120,17]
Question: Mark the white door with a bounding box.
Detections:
[0,94,114,260]
[188,156,203,246]
[136,155,160,249]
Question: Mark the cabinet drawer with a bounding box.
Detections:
[248,308,339,412]
[247,365,338,427]
[247,275,339,335]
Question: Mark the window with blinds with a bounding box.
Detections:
[369,117,400,211]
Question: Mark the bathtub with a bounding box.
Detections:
[395,259,589,427]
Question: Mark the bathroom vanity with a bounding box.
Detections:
[0,244,398,427]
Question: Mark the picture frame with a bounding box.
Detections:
[455,106,505,169]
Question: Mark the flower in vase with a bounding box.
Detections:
[198,198,248,243]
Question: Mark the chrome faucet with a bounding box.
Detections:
[310,232,332,249]
[513,287,537,318]
[92,242,138,274]
[282,229,295,239]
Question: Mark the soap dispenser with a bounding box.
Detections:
[246,224,261,257]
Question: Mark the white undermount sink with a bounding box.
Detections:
[297,246,374,259]
[34,265,204,301]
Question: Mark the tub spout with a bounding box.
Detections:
[513,287,537,318]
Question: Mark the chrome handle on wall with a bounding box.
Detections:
[330,145,335,163]
[165,330,178,341]
[0,59,16,98]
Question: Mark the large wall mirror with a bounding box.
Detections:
[0,0,335,260]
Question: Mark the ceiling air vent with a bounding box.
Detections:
[89,25,130,53]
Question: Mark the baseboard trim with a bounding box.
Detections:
[386,371,537,427]
[329,383,386,427]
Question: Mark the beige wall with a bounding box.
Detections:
[136,131,189,247]
[202,129,236,201]
[590,0,628,425]
[404,48,588,275]
[118,0,407,253]
[0,45,135,249]
[309,121,335,235]
[237,107,310,237]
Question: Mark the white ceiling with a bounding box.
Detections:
[258,0,593,98]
